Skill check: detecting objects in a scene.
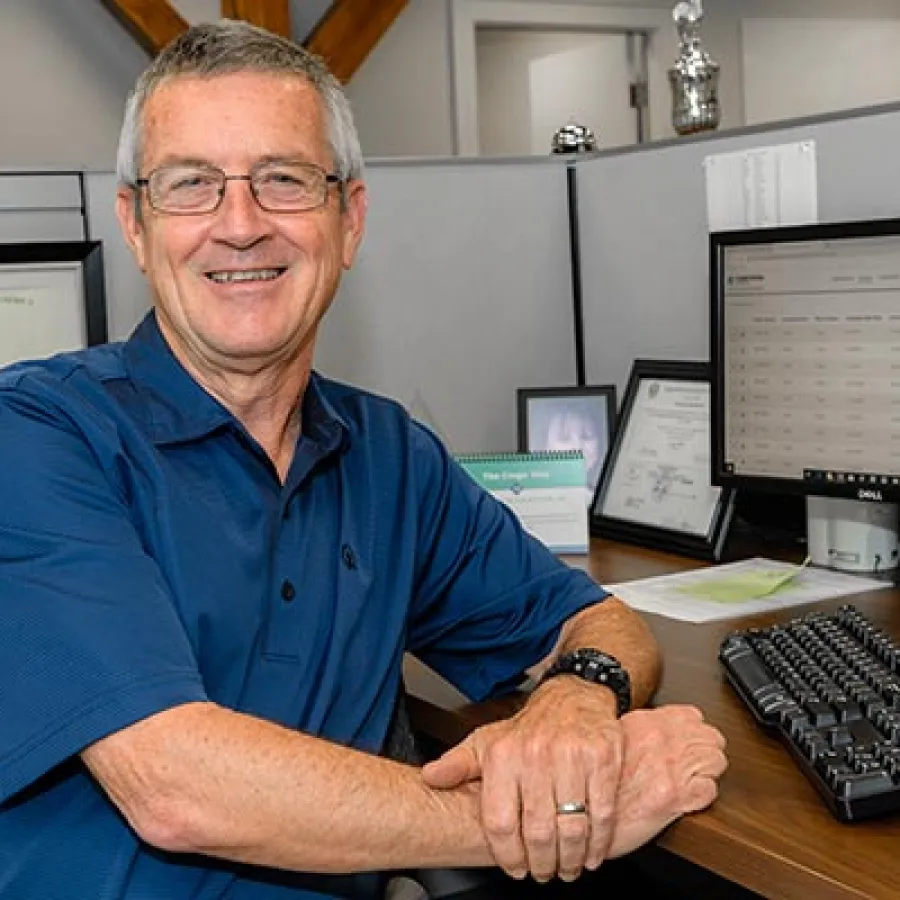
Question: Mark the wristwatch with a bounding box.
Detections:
[541,648,632,717]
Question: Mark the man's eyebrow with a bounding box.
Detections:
[146,154,324,170]
[148,155,217,170]
[254,154,322,167]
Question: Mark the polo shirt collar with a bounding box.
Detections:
[123,312,350,451]
[302,371,351,452]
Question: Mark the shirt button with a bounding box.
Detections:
[280,579,296,602]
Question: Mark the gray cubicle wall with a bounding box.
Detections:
[0,172,84,242]
[577,103,900,397]
[315,158,577,454]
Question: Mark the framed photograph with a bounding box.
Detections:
[517,384,617,503]
[0,241,108,368]
[589,360,735,560]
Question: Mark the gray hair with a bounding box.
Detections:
[116,19,364,187]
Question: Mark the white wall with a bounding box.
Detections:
[0,0,147,170]
[741,19,900,125]
[475,30,535,155]
[171,0,333,38]
[701,0,900,130]
[169,0,219,23]
[344,0,456,158]
[290,0,333,40]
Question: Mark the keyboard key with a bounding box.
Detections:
[804,700,837,727]
[834,771,894,801]
[827,725,855,748]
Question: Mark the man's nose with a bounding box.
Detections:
[213,176,271,244]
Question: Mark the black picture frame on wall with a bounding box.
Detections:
[589,359,735,560]
[0,241,107,367]
[517,384,617,502]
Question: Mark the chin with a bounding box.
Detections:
[211,328,304,362]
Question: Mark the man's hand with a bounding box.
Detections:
[422,697,727,883]
[422,676,624,883]
[607,705,727,858]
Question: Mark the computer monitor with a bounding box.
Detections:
[710,217,900,574]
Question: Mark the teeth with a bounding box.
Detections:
[207,268,282,284]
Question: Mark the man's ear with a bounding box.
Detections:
[115,186,147,273]
[340,180,368,270]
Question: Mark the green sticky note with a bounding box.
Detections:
[675,558,811,604]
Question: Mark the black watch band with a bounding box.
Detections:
[541,648,632,717]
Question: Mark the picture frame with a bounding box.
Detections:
[517,384,617,502]
[0,241,108,368]
[589,359,735,560]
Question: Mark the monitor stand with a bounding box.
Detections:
[806,496,900,575]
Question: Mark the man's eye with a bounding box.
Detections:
[261,171,312,190]
[168,173,217,192]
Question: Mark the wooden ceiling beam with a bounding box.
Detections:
[220,0,291,38]
[306,0,409,83]
[100,0,188,55]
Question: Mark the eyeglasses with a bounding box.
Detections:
[134,161,343,215]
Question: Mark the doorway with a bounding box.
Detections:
[475,27,649,156]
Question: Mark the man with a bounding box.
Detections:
[0,19,726,899]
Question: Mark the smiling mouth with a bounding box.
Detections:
[205,268,286,284]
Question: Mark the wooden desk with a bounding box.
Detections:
[408,538,900,900]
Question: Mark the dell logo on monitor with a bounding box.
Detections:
[857,488,883,502]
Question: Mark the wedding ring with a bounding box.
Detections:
[556,800,588,816]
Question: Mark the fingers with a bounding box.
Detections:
[551,752,592,882]
[584,757,618,871]
[480,756,529,879]
[477,729,623,883]
[554,799,590,882]
[421,741,481,789]
[519,764,559,882]
[683,774,721,813]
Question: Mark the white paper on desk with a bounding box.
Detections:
[704,140,817,232]
[606,557,889,623]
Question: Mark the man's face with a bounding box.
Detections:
[546,412,601,472]
[116,72,367,376]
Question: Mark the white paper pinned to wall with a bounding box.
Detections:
[704,140,818,232]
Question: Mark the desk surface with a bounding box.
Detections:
[409,539,900,900]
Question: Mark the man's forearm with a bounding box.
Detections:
[534,596,662,707]
[83,701,494,873]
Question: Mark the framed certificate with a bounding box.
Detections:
[590,360,735,560]
[0,241,108,368]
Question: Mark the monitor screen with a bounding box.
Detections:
[710,218,900,504]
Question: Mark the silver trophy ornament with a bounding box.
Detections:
[551,122,597,154]
[668,1,721,135]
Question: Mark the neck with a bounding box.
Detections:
[159,320,314,483]
[215,367,308,483]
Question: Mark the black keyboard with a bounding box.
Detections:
[719,604,900,822]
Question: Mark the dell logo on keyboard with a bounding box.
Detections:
[857,488,883,501]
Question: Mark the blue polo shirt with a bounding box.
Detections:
[0,313,608,899]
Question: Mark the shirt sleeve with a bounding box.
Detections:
[406,423,609,702]
[0,382,207,805]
